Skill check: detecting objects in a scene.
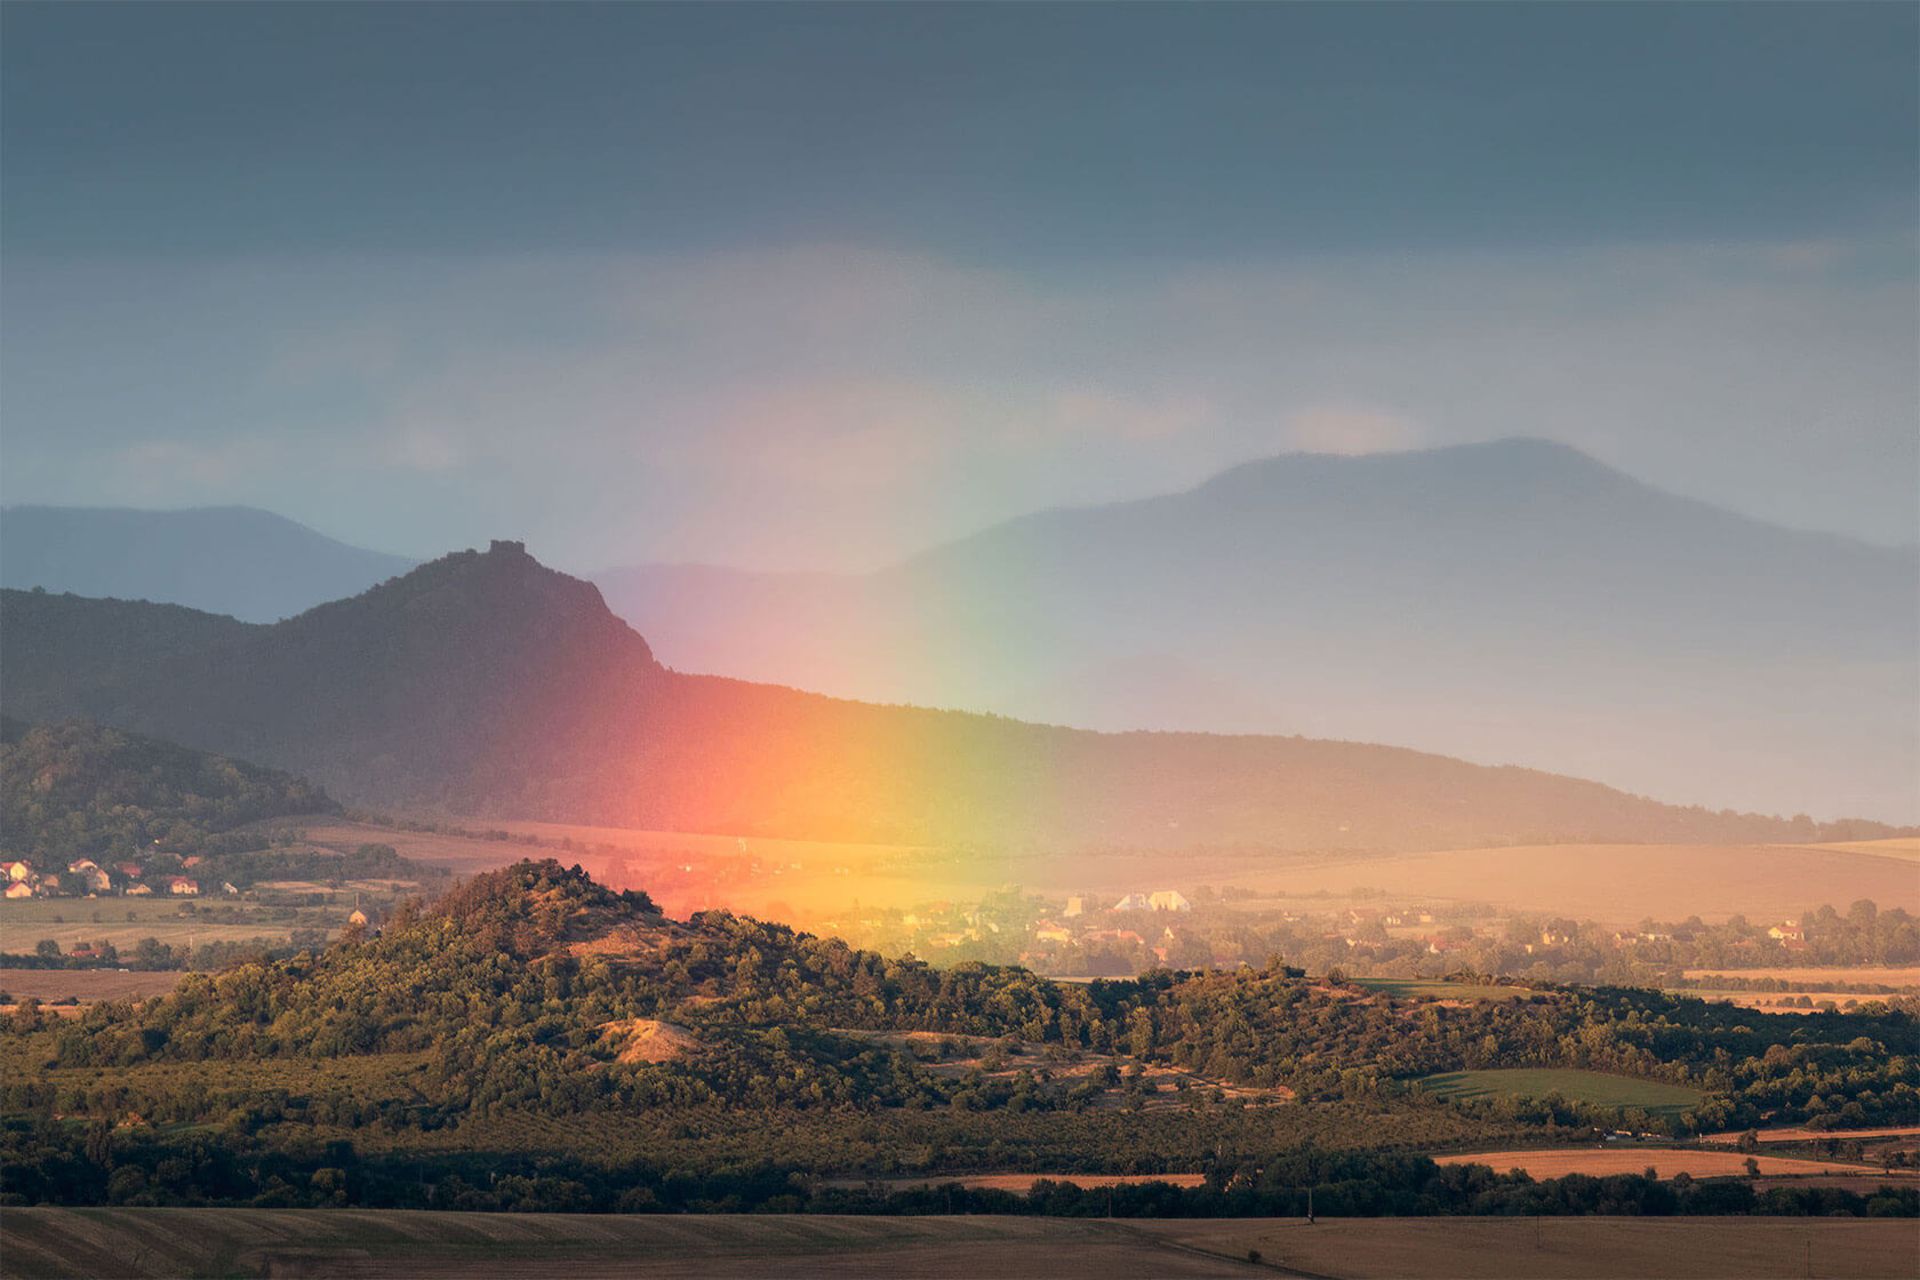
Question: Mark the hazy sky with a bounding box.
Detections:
[4,2,1915,571]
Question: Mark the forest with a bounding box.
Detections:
[0,719,333,859]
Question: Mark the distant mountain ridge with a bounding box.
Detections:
[1,540,1903,851]
[595,439,1919,822]
[0,504,415,622]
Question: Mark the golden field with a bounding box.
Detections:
[1433,1148,1898,1180]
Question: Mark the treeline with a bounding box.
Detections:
[0,1126,1911,1219]
[0,719,333,858]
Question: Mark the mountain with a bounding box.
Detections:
[594,440,1920,823]
[1,540,1898,851]
[0,504,416,622]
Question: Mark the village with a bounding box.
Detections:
[3,855,218,901]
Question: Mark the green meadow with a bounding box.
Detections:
[1418,1068,1704,1117]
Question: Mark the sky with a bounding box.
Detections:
[3,2,1915,572]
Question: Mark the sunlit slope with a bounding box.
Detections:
[2,542,1907,851]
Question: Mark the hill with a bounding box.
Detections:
[596,440,1920,823]
[0,504,415,623]
[3,541,1899,851]
[0,860,1911,1219]
[0,718,335,859]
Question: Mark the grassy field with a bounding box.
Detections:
[0,900,307,952]
[1419,1069,1704,1117]
[1353,978,1530,1001]
[0,968,184,1004]
[1434,1148,1894,1180]
[4,1210,1913,1279]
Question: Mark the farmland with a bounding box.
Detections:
[1136,1216,1920,1279]
[1682,966,1920,989]
[1221,842,1920,926]
[1419,1069,1704,1117]
[4,1210,1915,1280]
[0,968,183,1005]
[0,896,307,952]
[1432,1148,1894,1180]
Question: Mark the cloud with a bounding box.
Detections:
[4,236,1913,567]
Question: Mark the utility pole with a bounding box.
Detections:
[1307,1185,1314,1225]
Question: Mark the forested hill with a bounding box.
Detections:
[0,542,1898,851]
[0,719,334,858]
[22,859,1913,1140]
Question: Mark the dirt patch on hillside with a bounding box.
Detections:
[597,1019,699,1064]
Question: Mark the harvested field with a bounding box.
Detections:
[1137,1216,1920,1279]
[0,968,183,1004]
[5,1210,1913,1279]
[1700,1125,1920,1146]
[1419,1068,1703,1116]
[1434,1148,1896,1180]
[1682,967,1920,989]
[1802,837,1920,863]
[0,1209,1252,1279]
[1676,989,1905,1014]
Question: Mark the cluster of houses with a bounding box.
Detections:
[2,857,225,900]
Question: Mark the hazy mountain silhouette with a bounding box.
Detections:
[595,440,1920,822]
[2,541,1900,850]
[0,504,416,622]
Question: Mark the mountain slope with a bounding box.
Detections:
[0,541,1897,851]
[0,504,416,622]
[595,440,1920,822]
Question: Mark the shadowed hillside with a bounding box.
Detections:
[0,541,1902,850]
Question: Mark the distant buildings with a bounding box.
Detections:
[3,861,31,883]
[4,882,32,900]
[1114,890,1191,913]
[165,877,201,896]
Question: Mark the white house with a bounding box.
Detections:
[1149,890,1192,913]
